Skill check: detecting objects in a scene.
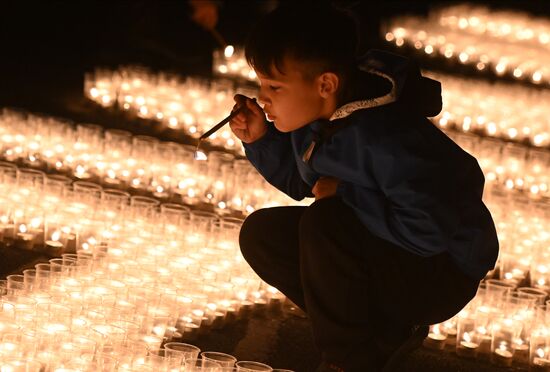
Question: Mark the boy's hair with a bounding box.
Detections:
[245,3,359,101]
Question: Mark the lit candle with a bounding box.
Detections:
[141,334,163,350]
[424,324,447,350]
[532,348,550,372]
[457,332,478,358]
[15,224,34,250]
[45,230,64,256]
[493,344,513,367]
[512,340,529,364]
[532,358,550,372]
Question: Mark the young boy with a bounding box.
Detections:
[229,4,498,372]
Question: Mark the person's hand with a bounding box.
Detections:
[312,177,340,200]
[189,0,219,31]
[229,94,268,144]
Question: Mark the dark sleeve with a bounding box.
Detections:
[243,123,313,201]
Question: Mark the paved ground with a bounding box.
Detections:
[186,302,529,372]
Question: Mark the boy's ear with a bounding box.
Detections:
[318,72,339,98]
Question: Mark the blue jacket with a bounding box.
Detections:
[243,50,499,280]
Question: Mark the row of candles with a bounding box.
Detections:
[84,66,255,156]
[1,108,547,207]
[212,45,258,82]
[0,165,291,371]
[383,4,550,86]
[0,330,286,372]
[0,109,308,216]
[427,70,550,147]
[0,115,549,294]
[86,61,550,149]
[0,144,547,369]
[1,107,548,290]
[0,164,547,370]
[434,4,550,47]
[424,281,550,370]
[482,184,549,296]
[447,131,549,198]
[424,172,550,368]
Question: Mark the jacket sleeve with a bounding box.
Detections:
[243,123,314,201]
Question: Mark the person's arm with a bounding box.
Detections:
[244,123,314,201]
[229,95,313,201]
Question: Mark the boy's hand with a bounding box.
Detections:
[229,94,268,144]
[312,177,340,200]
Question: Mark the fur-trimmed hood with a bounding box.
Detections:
[330,50,442,121]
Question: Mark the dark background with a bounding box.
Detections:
[1,1,549,122]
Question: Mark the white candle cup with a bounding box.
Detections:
[456,315,479,358]
[200,351,237,370]
[531,357,550,372]
[423,330,447,350]
[164,342,201,361]
[457,340,479,359]
[512,341,530,365]
[530,328,550,372]
[491,317,521,367]
[183,358,222,372]
[493,347,514,367]
[6,275,26,295]
[235,361,273,372]
[1,223,15,244]
[45,239,64,256]
[15,231,34,251]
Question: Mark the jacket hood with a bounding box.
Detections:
[330,50,442,121]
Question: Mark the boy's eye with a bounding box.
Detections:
[269,85,281,91]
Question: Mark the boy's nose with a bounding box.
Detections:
[258,91,270,106]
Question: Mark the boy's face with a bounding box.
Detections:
[256,58,329,132]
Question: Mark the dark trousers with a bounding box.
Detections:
[239,197,480,371]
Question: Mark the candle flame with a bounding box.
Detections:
[194,150,207,161]
[51,231,61,242]
[463,332,472,343]
[19,224,27,233]
[224,45,235,58]
[537,348,546,358]
[30,217,42,228]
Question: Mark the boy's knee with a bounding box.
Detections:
[239,208,269,260]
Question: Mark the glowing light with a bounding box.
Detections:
[51,231,61,242]
[458,52,469,63]
[224,45,235,58]
[194,151,207,161]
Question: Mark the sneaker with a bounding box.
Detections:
[381,325,428,372]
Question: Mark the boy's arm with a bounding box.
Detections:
[243,122,314,201]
